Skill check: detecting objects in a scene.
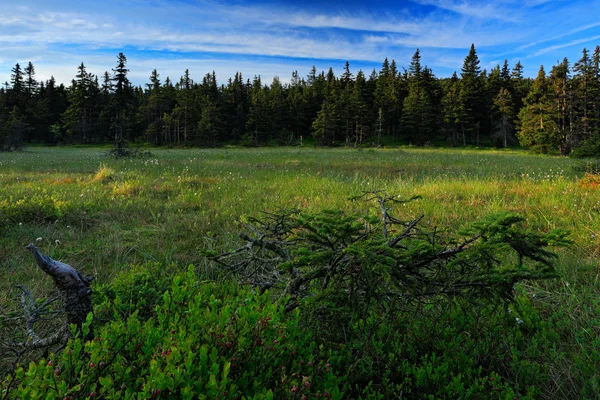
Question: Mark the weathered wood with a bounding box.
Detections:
[24,243,94,340]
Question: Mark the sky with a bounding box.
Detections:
[0,0,599,87]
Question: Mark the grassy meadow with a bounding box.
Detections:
[2,146,600,397]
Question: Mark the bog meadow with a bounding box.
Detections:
[1,145,599,399]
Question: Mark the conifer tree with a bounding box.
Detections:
[266,76,289,143]
[339,61,356,145]
[197,94,222,146]
[288,70,306,144]
[37,76,67,142]
[0,106,27,150]
[172,69,200,145]
[352,70,372,145]
[8,63,24,110]
[24,62,37,96]
[511,61,530,114]
[111,52,133,149]
[459,44,486,145]
[442,72,462,146]
[573,48,593,143]
[246,76,269,145]
[62,63,98,143]
[592,46,600,139]
[141,69,164,144]
[518,65,559,153]
[549,58,572,154]
[492,88,515,147]
[374,58,399,139]
[312,69,340,146]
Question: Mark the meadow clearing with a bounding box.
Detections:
[1,146,600,398]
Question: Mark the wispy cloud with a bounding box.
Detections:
[518,21,600,50]
[0,0,598,86]
[533,34,600,56]
[413,0,520,22]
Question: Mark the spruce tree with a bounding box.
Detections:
[111,52,133,149]
[492,88,515,147]
[549,58,572,154]
[517,65,559,153]
[339,62,356,145]
[459,44,485,145]
[592,46,600,139]
[573,48,593,143]
[246,76,268,145]
[8,63,24,110]
[288,70,306,144]
[144,69,164,144]
[442,72,462,146]
[511,61,530,114]
[62,63,98,143]
[352,70,372,145]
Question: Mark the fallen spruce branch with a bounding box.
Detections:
[206,191,571,315]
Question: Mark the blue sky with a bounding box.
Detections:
[0,0,599,87]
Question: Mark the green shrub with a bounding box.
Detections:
[571,136,600,158]
[94,263,177,322]
[3,268,343,399]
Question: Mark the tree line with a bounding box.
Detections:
[1,45,599,155]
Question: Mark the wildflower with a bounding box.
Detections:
[515,318,524,325]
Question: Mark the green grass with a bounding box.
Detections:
[1,146,600,397]
[1,146,597,289]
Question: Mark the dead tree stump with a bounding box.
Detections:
[24,243,94,345]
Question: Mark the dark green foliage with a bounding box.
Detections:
[0,106,27,151]
[3,269,344,399]
[1,44,600,151]
[571,135,600,158]
[459,44,488,145]
[206,196,569,397]
[210,194,567,315]
[518,66,560,153]
[401,50,442,145]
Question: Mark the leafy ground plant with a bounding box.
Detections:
[2,268,343,400]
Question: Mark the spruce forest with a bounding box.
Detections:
[2,44,600,155]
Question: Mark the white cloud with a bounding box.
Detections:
[0,0,598,85]
[533,34,600,56]
[413,0,520,22]
[519,21,600,50]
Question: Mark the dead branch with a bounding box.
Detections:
[6,244,95,356]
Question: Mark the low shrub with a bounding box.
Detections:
[3,268,343,399]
